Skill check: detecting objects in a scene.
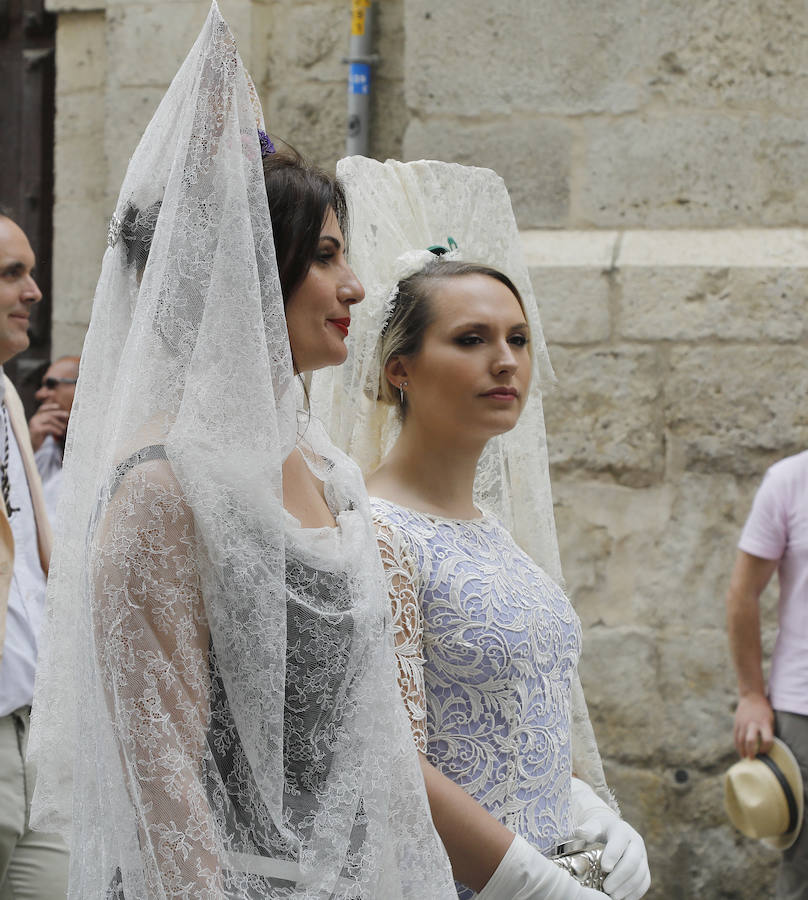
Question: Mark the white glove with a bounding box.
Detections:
[476,834,609,900]
[571,778,651,900]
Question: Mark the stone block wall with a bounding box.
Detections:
[530,229,808,898]
[50,6,108,354]
[404,0,808,230]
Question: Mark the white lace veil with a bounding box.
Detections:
[28,8,455,897]
[310,156,616,811]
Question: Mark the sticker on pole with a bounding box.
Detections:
[351,0,371,36]
[349,62,371,95]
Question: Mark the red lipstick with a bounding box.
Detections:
[329,317,350,337]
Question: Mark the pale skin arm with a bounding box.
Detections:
[726,549,779,758]
[418,751,514,892]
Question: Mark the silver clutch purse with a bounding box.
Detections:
[550,839,605,890]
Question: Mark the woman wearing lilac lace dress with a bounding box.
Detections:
[364,258,651,900]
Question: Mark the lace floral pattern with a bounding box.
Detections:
[309,156,617,817]
[311,157,562,587]
[373,499,582,896]
[27,6,456,897]
[94,457,222,897]
[90,448,402,898]
[48,434,454,899]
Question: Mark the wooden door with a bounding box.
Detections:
[0,0,55,413]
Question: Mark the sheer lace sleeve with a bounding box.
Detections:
[93,457,223,896]
[372,514,428,754]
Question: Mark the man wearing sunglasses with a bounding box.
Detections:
[28,357,79,524]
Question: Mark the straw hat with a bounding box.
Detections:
[724,738,804,850]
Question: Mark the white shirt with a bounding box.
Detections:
[0,397,48,717]
[34,434,63,527]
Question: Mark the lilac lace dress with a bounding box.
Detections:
[371,498,582,899]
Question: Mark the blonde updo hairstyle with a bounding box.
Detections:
[378,258,525,416]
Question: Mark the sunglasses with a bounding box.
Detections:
[42,377,78,390]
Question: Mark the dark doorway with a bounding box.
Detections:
[0,0,56,415]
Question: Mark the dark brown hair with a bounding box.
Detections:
[120,149,348,302]
[262,149,349,303]
[121,201,161,272]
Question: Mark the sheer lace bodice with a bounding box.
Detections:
[94,448,370,896]
[85,446,452,899]
[372,497,581,886]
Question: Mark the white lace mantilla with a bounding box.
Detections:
[372,498,580,878]
[309,156,616,829]
[26,7,458,896]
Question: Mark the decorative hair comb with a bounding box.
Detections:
[378,239,462,335]
[427,236,458,256]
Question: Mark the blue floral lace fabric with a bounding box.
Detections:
[372,498,581,897]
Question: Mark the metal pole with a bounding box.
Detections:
[345,0,376,157]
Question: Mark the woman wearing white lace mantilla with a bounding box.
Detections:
[310,158,651,900]
[26,8,456,898]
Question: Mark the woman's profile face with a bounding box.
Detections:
[284,208,364,373]
[390,274,531,444]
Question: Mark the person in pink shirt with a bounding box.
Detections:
[727,449,808,899]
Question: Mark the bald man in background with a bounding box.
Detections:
[28,356,79,524]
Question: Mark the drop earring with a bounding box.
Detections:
[399,381,408,405]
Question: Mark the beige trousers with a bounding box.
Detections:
[0,708,69,899]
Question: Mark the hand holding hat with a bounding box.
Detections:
[733,691,775,760]
[724,736,804,850]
